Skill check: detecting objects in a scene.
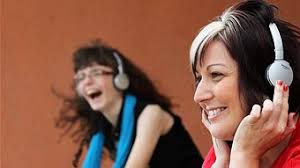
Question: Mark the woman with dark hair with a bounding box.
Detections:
[56,40,203,168]
[189,0,300,167]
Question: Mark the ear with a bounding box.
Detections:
[291,112,299,122]
[283,112,298,137]
[75,85,83,96]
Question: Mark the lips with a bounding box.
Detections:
[86,89,102,100]
[89,91,102,99]
[205,107,227,120]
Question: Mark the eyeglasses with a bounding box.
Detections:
[74,68,114,85]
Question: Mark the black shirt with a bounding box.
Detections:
[105,99,203,168]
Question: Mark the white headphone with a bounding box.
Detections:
[112,52,130,90]
[266,23,293,86]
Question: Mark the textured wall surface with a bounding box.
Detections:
[1,0,300,167]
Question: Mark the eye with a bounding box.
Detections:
[211,72,224,81]
[92,70,104,77]
[90,69,114,78]
[194,75,202,87]
[74,73,85,84]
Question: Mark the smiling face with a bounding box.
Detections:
[75,63,123,113]
[193,40,247,140]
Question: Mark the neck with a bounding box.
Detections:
[260,134,291,167]
[260,114,299,167]
[102,96,123,127]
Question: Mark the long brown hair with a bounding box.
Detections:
[55,40,172,167]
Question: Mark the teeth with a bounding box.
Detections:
[86,90,99,95]
[207,107,225,117]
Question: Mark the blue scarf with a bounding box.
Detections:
[82,94,137,168]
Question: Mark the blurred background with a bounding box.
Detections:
[1,0,300,167]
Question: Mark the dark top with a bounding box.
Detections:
[104,99,203,168]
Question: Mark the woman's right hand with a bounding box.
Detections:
[202,110,230,168]
[229,81,296,168]
[211,137,230,168]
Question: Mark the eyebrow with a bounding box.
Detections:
[77,67,111,74]
[194,63,228,75]
[206,63,227,70]
[91,67,113,71]
[90,68,105,72]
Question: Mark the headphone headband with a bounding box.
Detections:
[269,23,284,60]
[112,52,130,90]
[113,52,124,73]
[266,22,293,86]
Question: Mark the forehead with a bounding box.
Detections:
[76,63,113,73]
[196,41,237,72]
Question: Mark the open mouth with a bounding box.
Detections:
[88,91,102,99]
[206,107,227,119]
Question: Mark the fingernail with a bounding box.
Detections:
[284,84,289,92]
[277,80,283,86]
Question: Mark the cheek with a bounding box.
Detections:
[215,78,247,119]
[75,85,83,96]
[101,78,115,91]
[214,78,239,101]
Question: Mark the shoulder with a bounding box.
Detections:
[273,132,300,168]
[202,147,216,168]
[136,104,174,135]
[137,104,169,122]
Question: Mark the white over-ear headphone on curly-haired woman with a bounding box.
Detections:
[265,23,293,86]
[112,52,130,90]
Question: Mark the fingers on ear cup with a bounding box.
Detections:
[266,60,293,86]
[114,73,130,90]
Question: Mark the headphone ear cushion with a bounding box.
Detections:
[265,60,293,86]
[114,73,130,90]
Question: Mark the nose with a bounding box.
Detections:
[193,80,213,104]
[81,74,94,86]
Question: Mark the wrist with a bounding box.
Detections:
[229,151,259,168]
[213,160,229,168]
[215,157,230,164]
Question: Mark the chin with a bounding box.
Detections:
[211,129,234,141]
[90,104,102,111]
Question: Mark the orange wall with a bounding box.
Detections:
[2,0,300,167]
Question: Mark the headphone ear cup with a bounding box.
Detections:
[265,60,293,86]
[114,73,130,90]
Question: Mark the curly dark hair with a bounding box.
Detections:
[55,40,172,167]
